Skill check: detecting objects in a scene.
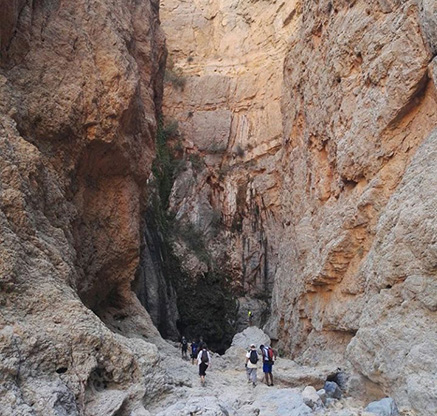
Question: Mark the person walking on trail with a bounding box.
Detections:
[190,340,199,365]
[197,345,211,386]
[245,344,259,387]
[260,344,274,386]
[181,336,188,359]
[248,310,253,326]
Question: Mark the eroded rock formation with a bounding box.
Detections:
[272,1,437,413]
[160,0,437,413]
[159,0,301,332]
[1,0,436,414]
[0,0,168,414]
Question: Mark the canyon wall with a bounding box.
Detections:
[159,0,301,330]
[161,0,437,413]
[0,0,168,414]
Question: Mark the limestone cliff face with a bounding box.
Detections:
[0,0,167,414]
[159,0,300,328]
[161,0,437,413]
[271,0,437,413]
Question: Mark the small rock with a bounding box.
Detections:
[324,381,342,399]
[302,386,323,409]
[317,388,327,404]
[325,398,336,407]
[130,406,151,416]
[365,397,399,416]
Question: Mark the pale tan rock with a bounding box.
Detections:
[270,0,437,367]
[0,0,167,414]
[159,0,296,302]
[346,130,437,415]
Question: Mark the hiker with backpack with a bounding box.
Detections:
[197,345,211,386]
[245,344,258,387]
[181,336,188,359]
[190,340,199,365]
[260,344,274,386]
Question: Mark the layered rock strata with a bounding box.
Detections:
[270,1,437,413]
[0,0,168,414]
[159,0,301,329]
[160,0,437,413]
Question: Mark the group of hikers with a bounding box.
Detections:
[180,335,276,387]
[245,343,275,387]
[180,336,211,385]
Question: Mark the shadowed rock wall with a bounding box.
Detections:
[0,0,168,414]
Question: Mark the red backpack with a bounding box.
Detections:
[263,346,274,361]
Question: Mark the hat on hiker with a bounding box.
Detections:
[250,344,256,348]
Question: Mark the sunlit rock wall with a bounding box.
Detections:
[160,0,301,327]
[270,1,437,413]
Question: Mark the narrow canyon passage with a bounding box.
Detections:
[1,0,436,415]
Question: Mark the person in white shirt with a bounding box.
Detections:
[245,344,258,387]
[197,345,211,386]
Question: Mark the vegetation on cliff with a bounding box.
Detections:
[147,119,237,352]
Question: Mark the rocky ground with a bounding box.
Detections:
[146,328,407,416]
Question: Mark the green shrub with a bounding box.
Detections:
[165,68,186,90]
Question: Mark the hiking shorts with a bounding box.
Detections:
[263,362,273,373]
[199,362,208,376]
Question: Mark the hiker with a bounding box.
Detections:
[181,336,188,359]
[248,310,253,326]
[191,340,199,365]
[197,344,211,386]
[245,344,258,387]
[260,344,274,386]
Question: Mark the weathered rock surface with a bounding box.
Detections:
[230,326,270,350]
[149,335,377,416]
[161,0,437,413]
[273,0,437,360]
[159,0,298,318]
[267,1,437,413]
[346,130,437,414]
[365,397,399,416]
[0,0,168,414]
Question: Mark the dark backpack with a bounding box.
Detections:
[249,350,258,364]
[201,350,209,363]
[182,339,187,346]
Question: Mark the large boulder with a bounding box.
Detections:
[223,327,270,369]
[302,386,323,409]
[230,326,271,350]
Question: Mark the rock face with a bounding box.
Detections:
[160,0,437,413]
[270,0,437,414]
[0,0,168,414]
[159,0,299,320]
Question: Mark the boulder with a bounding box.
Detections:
[230,327,271,350]
[317,389,327,404]
[365,398,399,416]
[324,381,342,400]
[302,386,323,409]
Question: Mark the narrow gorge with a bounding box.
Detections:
[0,0,436,415]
